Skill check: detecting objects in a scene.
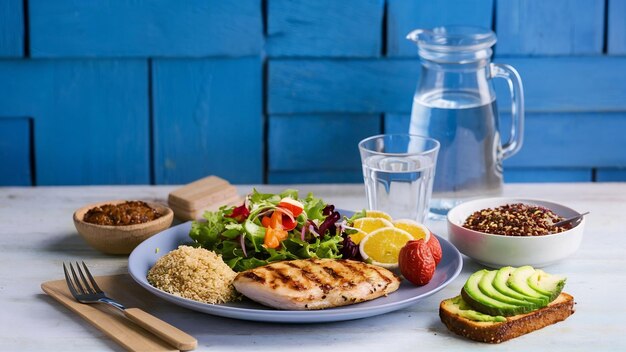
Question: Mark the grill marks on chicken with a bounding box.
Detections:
[232,259,401,310]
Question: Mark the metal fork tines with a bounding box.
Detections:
[63,262,125,310]
[62,262,197,351]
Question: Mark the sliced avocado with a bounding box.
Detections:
[478,270,538,314]
[444,296,506,323]
[528,269,566,302]
[493,267,546,306]
[461,270,525,316]
[507,266,550,305]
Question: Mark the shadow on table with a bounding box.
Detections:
[41,232,115,257]
[36,294,126,352]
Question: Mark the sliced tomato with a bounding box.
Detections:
[270,210,283,229]
[264,227,287,249]
[278,197,304,217]
[263,228,280,249]
[274,207,297,231]
[261,216,271,228]
[275,228,288,241]
[281,217,297,231]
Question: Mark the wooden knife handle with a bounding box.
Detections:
[124,308,197,350]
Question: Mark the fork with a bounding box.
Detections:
[63,262,197,351]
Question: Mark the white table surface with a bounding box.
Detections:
[0,183,624,351]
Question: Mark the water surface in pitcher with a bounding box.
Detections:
[409,91,503,216]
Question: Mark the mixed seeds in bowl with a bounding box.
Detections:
[462,203,571,236]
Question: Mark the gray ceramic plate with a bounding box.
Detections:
[128,220,462,323]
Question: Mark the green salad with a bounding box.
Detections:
[189,189,364,272]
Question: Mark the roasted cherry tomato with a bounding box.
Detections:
[398,239,436,286]
[427,233,442,266]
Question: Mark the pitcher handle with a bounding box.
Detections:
[491,63,525,159]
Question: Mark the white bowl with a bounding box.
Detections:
[447,198,584,268]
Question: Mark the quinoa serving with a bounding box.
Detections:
[462,203,570,236]
[147,245,238,304]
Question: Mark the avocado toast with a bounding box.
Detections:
[440,266,575,343]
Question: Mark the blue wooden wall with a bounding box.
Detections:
[1,0,625,185]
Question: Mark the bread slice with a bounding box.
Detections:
[440,292,575,343]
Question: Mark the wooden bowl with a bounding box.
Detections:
[73,200,174,255]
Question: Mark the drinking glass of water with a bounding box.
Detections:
[359,134,439,223]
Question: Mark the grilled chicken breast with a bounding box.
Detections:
[232,258,401,310]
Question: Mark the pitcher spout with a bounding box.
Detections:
[406,29,428,43]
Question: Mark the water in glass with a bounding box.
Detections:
[362,154,435,222]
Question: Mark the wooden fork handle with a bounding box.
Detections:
[124,308,197,350]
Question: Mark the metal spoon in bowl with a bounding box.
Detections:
[553,211,590,228]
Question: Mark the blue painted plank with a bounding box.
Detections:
[268,171,363,184]
[596,168,626,181]
[494,57,626,113]
[269,57,626,114]
[504,168,592,183]
[608,0,626,54]
[153,57,263,185]
[502,112,626,168]
[387,0,494,57]
[387,112,626,168]
[268,59,414,114]
[29,0,263,57]
[0,118,31,185]
[267,0,384,57]
[0,0,23,57]
[496,0,604,55]
[0,60,149,185]
[384,114,410,134]
[268,114,381,171]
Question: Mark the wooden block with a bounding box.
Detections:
[169,186,237,212]
[387,0,494,57]
[0,59,149,185]
[269,57,626,114]
[168,177,238,212]
[152,58,263,184]
[29,0,263,57]
[168,175,229,205]
[596,168,626,181]
[170,194,242,221]
[496,0,605,55]
[268,114,381,171]
[267,0,384,57]
[268,170,363,184]
[608,0,626,54]
[505,168,593,183]
[0,118,31,186]
[0,0,23,57]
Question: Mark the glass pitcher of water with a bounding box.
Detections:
[406,26,524,216]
